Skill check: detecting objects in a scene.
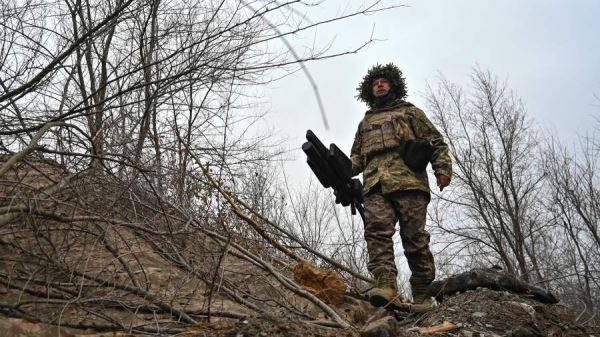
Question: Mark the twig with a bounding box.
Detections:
[186,146,303,263]
[0,122,61,177]
[235,196,373,284]
[196,224,351,328]
[206,236,231,322]
[67,269,198,325]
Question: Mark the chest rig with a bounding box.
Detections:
[359,104,415,157]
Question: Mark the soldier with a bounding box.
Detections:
[351,63,452,312]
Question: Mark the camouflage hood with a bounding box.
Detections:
[357,63,408,108]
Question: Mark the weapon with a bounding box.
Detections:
[302,130,364,221]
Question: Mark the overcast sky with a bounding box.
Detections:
[261,0,600,184]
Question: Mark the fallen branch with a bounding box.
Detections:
[428,268,559,304]
[139,230,265,314]
[0,122,61,177]
[196,223,351,328]
[0,174,74,228]
[184,145,372,285]
[234,194,373,284]
[187,148,302,263]
[67,269,198,324]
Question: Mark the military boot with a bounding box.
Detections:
[410,282,436,313]
[367,273,405,310]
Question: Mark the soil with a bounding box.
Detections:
[2,158,598,337]
[188,317,356,337]
[395,287,599,337]
[3,287,599,337]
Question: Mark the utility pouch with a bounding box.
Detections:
[404,138,434,172]
[381,121,401,148]
[361,125,385,155]
[360,120,403,156]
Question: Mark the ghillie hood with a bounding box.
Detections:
[357,63,408,107]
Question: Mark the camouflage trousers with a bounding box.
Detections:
[363,189,435,286]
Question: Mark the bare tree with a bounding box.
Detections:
[426,69,547,283]
[543,130,600,322]
[0,0,399,333]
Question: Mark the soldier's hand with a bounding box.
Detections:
[436,174,450,191]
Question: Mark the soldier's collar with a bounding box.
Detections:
[366,100,413,114]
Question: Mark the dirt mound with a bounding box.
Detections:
[416,288,593,336]
[361,288,599,337]
[2,156,598,337]
[1,157,359,336]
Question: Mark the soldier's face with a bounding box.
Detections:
[372,78,391,97]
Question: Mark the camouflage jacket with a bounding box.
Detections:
[350,101,452,195]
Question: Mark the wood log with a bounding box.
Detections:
[427,268,558,304]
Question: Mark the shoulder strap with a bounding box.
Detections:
[403,106,420,138]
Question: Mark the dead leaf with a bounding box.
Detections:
[292,261,346,305]
[419,320,458,334]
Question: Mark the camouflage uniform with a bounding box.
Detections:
[350,100,452,293]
